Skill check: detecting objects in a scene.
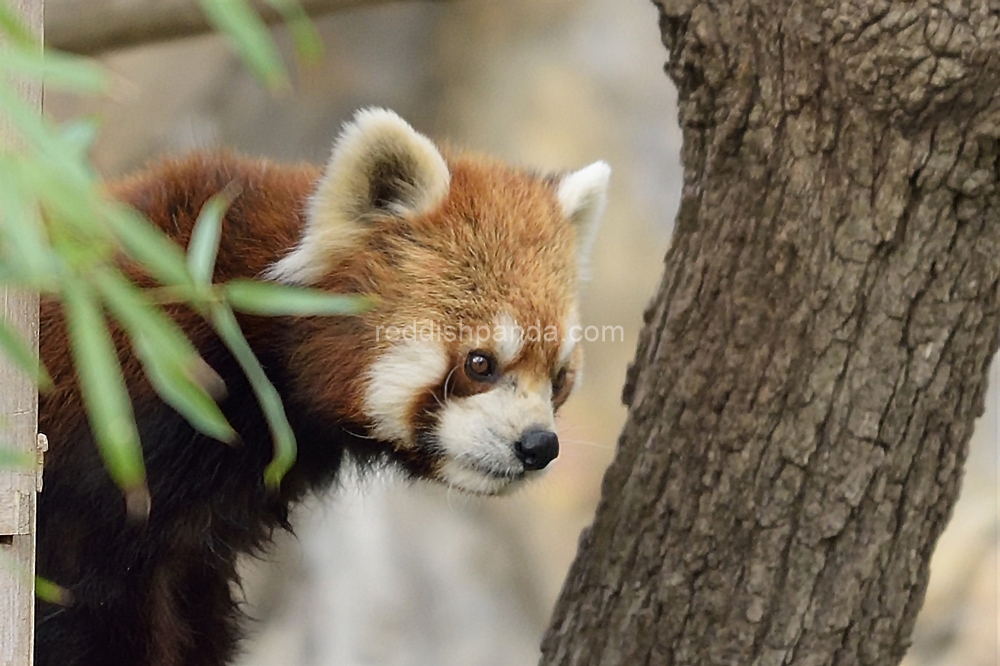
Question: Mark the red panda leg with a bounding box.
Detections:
[144,555,242,666]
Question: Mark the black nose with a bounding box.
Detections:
[515,429,559,471]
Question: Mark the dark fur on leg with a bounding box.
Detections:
[35,339,378,666]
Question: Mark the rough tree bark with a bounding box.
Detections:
[541,1,1000,665]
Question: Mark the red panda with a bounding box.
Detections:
[34,108,609,666]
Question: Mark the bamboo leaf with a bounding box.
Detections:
[4,151,120,274]
[59,117,102,161]
[105,206,193,287]
[188,188,236,287]
[0,316,51,389]
[0,3,34,45]
[11,153,100,223]
[209,302,295,487]
[261,0,323,62]
[0,82,87,178]
[224,279,373,316]
[0,45,110,92]
[35,577,72,606]
[133,333,235,444]
[198,0,288,91]
[0,157,58,285]
[62,280,149,518]
[94,270,235,443]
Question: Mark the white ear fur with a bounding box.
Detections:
[266,108,451,284]
[557,161,610,271]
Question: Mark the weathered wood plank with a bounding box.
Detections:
[0,1,43,664]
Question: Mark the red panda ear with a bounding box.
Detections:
[267,108,451,284]
[557,161,611,274]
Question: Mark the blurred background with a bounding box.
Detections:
[47,1,997,664]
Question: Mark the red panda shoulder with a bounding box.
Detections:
[109,152,320,282]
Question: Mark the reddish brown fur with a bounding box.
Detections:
[41,149,582,470]
[40,155,318,464]
[294,152,580,424]
[36,147,587,666]
[59,150,576,416]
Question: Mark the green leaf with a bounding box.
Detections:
[59,117,102,161]
[0,82,87,177]
[209,302,295,487]
[94,270,235,444]
[0,316,52,390]
[198,0,289,91]
[10,152,100,222]
[61,279,148,516]
[0,446,33,469]
[35,577,72,605]
[0,45,110,93]
[224,279,373,316]
[0,157,59,285]
[261,0,323,62]
[133,333,235,444]
[105,206,193,287]
[188,187,236,286]
[0,117,158,296]
[0,3,34,45]
[1,146,118,275]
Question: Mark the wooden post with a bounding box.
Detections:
[0,1,43,664]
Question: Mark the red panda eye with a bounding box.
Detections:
[465,351,499,382]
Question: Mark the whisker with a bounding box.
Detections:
[443,365,459,403]
[558,437,612,450]
[428,387,445,409]
[444,482,468,511]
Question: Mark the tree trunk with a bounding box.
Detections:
[541,1,1000,665]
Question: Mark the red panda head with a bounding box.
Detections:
[268,109,609,495]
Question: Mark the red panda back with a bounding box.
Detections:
[108,152,320,280]
[39,153,320,468]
